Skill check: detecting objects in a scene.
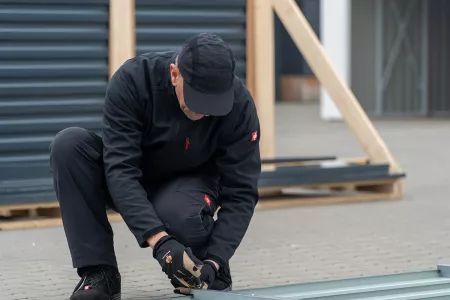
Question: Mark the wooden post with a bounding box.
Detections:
[252,0,275,159]
[271,0,401,173]
[245,0,255,98]
[109,0,136,78]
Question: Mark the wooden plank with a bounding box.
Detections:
[109,0,135,78]
[270,0,401,175]
[0,201,58,211]
[245,0,255,98]
[0,201,58,217]
[253,0,275,159]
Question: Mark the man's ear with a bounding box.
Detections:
[170,63,178,86]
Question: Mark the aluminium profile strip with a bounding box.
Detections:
[192,290,284,300]
[190,265,450,300]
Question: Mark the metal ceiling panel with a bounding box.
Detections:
[187,265,450,300]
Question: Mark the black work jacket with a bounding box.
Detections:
[102,51,261,267]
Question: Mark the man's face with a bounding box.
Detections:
[170,63,205,121]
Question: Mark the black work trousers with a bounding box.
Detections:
[49,127,219,271]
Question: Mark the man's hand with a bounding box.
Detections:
[173,260,218,295]
[199,261,219,289]
[153,235,204,289]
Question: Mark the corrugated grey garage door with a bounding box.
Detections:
[135,0,247,83]
[428,0,450,116]
[0,0,109,205]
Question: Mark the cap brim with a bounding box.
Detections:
[183,81,234,117]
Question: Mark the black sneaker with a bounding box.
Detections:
[70,267,121,300]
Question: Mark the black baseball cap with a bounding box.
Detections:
[177,33,236,116]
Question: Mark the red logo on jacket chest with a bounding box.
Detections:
[185,137,190,151]
[204,194,211,206]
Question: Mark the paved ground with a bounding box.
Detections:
[1,103,450,300]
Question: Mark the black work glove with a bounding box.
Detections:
[199,261,218,289]
[173,260,218,295]
[153,235,203,289]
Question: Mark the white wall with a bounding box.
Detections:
[319,0,351,121]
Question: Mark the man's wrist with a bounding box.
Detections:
[205,259,220,271]
[147,231,168,248]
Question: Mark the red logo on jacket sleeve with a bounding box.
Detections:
[251,131,258,142]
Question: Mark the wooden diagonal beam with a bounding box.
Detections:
[271,0,401,174]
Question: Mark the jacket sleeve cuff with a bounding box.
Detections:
[137,225,167,248]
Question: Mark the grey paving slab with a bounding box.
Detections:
[1,103,450,300]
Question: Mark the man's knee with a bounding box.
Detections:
[166,210,214,248]
[151,184,216,249]
[49,127,100,164]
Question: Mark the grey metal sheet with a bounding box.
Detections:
[0,178,55,205]
[261,156,337,164]
[135,0,247,83]
[0,98,104,115]
[1,28,107,41]
[0,1,108,204]
[263,164,389,176]
[135,0,245,6]
[193,290,284,300]
[0,7,108,23]
[187,266,450,300]
[0,45,107,59]
[135,10,245,24]
[0,116,102,135]
[258,164,395,187]
[258,171,402,188]
[0,81,107,97]
[1,63,108,78]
